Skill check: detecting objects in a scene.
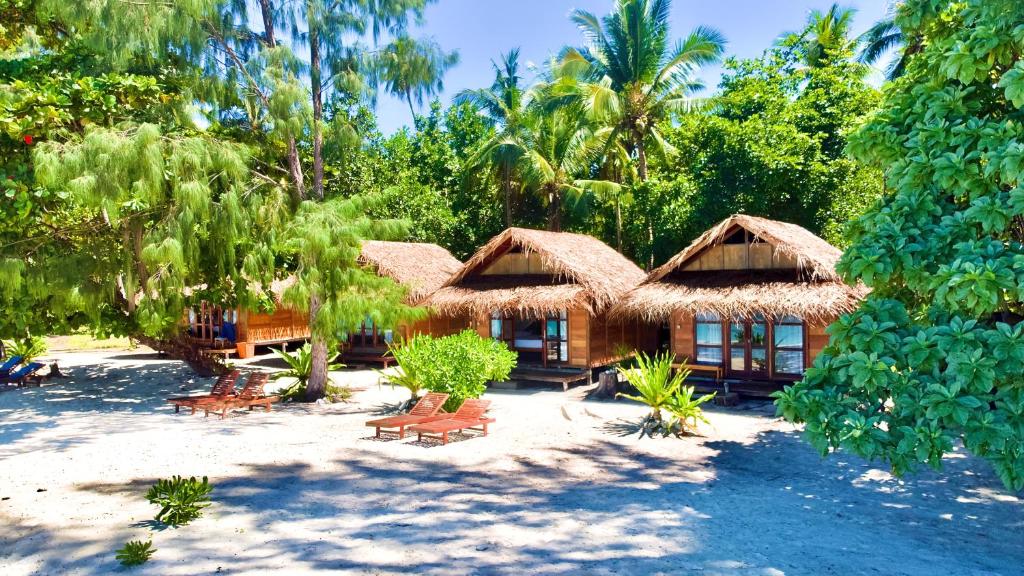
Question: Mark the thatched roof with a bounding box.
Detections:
[425,227,645,316]
[649,214,844,283]
[613,215,866,323]
[358,241,463,304]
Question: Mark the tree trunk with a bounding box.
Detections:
[594,370,618,399]
[547,185,561,231]
[636,137,648,181]
[309,23,324,200]
[406,91,418,127]
[615,198,623,252]
[305,294,328,401]
[259,0,304,202]
[501,164,513,226]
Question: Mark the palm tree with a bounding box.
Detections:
[517,103,599,232]
[379,36,460,123]
[455,49,529,226]
[781,3,857,69]
[564,0,724,263]
[857,14,918,80]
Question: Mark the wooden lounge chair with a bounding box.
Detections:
[1,362,46,387]
[167,370,241,414]
[0,355,23,377]
[408,399,495,445]
[202,373,278,419]
[364,392,450,439]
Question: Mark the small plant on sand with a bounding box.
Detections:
[4,336,47,363]
[146,476,213,526]
[115,539,155,567]
[617,352,714,438]
[272,343,349,402]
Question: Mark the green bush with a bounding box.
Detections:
[5,336,47,364]
[115,539,155,567]
[145,476,213,527]
[271,343,349,402]
[617,351,714,438]
[387,330,516,411]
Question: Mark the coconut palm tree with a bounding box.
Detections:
[781,3,857,69]
[567,0,725,182]
[378,36,460,123]
[517,100,603,232]
[561,0,723,263]
[857,14,918,81]
[455,49,529,226]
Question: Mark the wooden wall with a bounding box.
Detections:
[670,310,696,361]
[480,252,551,275]
[237,307,310,346]
[569,308,589,367]
[682,241,798,272]
[807,322,830,368]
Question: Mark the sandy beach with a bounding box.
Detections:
[0,349,1021,575]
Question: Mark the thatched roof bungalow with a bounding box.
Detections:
[425,227,655,378]
[342,241,466,364]
[613,215,866,387]
[188,241,464,361]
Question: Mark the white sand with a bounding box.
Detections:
[0,349,1021,575]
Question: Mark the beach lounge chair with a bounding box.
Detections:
[202,372,278,419]
[364,392,450,439]
[1,362,46,387]
[167,370,241,414]
[408,399,495,445]
[0,355,23,377]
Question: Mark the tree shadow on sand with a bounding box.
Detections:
[7,434,1015,575]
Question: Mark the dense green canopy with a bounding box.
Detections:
[776,0,1024,490]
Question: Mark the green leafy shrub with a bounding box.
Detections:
[145,476,213,527]
[271,343,349,402]
[4,336,46,363]
[387,330,516,411]
[115,539,155,567]
[617,352,714,438]
[381,336,430,410]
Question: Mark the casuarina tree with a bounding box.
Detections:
[775,0,1024,491]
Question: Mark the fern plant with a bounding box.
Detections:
[617,352,714,438]
[145,475,213,526]
[271,343,346,402]
[5,336,47,364]
[115,539,155,567]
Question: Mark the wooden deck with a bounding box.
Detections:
[507,366,591,392]
[687,377,784,398]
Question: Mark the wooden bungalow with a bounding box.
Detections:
[186,241,463,360]
[423,227,655,388]
[612,215,867,394]
[185,277,309,359]
[340,240,465,365]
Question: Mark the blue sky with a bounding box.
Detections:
[372,0,893,133]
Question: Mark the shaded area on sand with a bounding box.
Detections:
[0,352,1022,575]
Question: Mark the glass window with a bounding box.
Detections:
[773,316,804,375]
[694,312,724,366]
[696,323,722,345]
[545,310,569,362]
[775,350,804,374]
[490,312,502,340]
[774,324,803,348]
[696,346,723,364]
[730,347,745,371]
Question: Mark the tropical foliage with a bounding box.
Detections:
[775,0,1024,491]
[387,330,516,412]
[4,335,46,363]
[617,352,714,438]
[271,343,349,403]
[145,475,213,527]
[114,539,155,567]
